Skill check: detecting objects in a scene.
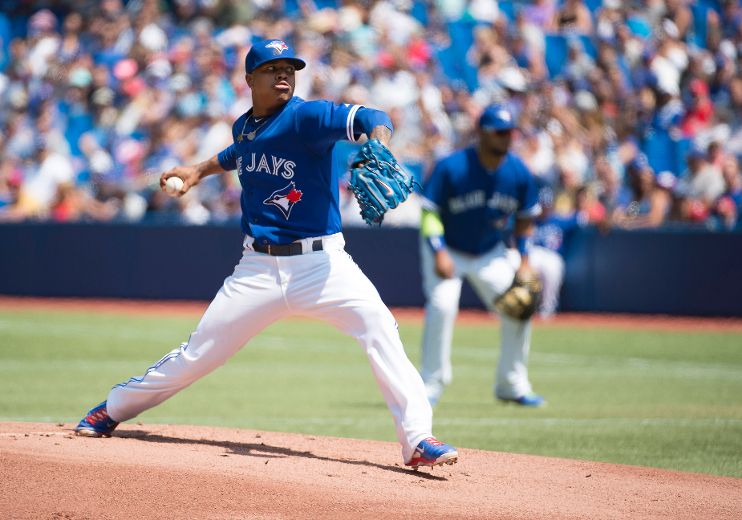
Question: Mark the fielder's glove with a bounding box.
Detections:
[349,139,417,226]
[494,270,543,321]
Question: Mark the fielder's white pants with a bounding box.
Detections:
[420,241,534,403]
[528,246,565,319]
[106,233,433,463]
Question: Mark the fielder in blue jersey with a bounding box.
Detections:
[419,103,545,407]
[74,39,457,469]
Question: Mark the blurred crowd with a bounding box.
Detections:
[0,0,741,232]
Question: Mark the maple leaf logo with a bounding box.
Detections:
[263,182,303,219]
[286,188,302,203]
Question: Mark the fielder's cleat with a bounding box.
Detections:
[75,401,119,437]
[497,393,546,407]
[405,437,458,469]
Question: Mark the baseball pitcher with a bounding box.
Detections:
[419,103,545,407]
[74,39,457,469]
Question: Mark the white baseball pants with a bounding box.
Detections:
[528,245,565,318]
[106,233,433,463]
[420,240,534,403]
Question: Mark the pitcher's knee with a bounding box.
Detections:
[338,303,397,339]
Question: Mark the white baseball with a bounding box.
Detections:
[165,176,184,195]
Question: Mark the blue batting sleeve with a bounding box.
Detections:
[217,144,237,171]
[426,235,447,252]
[354,107,393,139]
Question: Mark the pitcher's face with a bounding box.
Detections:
[246,59,296,115]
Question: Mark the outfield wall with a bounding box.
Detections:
[0,223,740,317]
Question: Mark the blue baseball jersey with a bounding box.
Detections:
[218,96,363,245]
[533,212,587,255]
[422,148,541,255]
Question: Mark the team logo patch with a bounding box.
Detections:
[266,40,289,56]
[264,181,303,219]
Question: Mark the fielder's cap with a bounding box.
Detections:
[479,103,516,131]
[245,39,306,74]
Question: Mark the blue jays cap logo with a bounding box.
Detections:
[264,181,303,219]
[265,40,289,55]
[479,103,517,131]
[245,38,307,73]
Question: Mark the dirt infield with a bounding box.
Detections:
[1,422,740,520]
[2,296,741,518]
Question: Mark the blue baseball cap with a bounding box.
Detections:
[479,104,517,131]
[245,39,306,74]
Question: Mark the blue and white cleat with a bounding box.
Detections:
[75,401,119,437]
[405,437,458,469]
[497,394,546,407]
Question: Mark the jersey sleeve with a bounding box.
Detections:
[217,143,237,171]
[297,100,363,154]
[217,115,244,170]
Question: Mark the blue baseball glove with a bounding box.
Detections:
[349,139,417,226]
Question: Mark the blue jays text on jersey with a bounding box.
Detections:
[236,153,296,179]
[422,148,541,255]
[217,96,364,246]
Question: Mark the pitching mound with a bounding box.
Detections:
[1,422,739,519]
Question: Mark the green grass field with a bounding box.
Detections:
[1,307,741,478]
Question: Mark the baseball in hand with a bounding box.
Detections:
[165,176,184,195]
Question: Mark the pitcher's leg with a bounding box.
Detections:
[106,255,288,422]
[359,305,434,462]
[296,250,434,462]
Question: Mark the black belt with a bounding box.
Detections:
[253,239,323,256]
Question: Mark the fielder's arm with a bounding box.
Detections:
[421,208,455,279]
[513,216,536,273]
